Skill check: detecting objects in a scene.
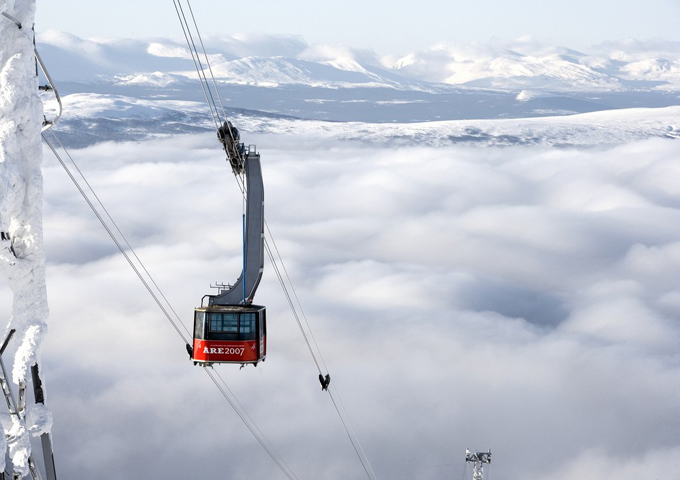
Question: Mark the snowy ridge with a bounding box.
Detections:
[385,39,680,91]
[237,105,680,147]
[46,92,680,148]
[620,58,680,89]
[198,56,404,88]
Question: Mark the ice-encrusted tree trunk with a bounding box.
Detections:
[0,0,52,476]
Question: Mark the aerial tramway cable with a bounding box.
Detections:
[231,171,378,480]
[184,0,229,122]
[172,0,244,156]
[262,224,378,480]
[171,0,222,130]
[227,137,378,480]
[42,131,190,343]
[206,368,300,480]
[172,0,379,472]
[41,130,299,480]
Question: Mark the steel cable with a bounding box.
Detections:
[185,0,229,122]
[170,3,378,477]
[206,369,300,480]
[173,0,246,168]
[46,130,193,340]
[172,0,221,130]
[233,166,379,480]
[42,130,299,480]
[42,133,189,343]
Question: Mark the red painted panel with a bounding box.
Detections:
[193,339,260,363]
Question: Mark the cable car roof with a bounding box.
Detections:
[195,304,265,313]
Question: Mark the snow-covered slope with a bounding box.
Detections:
[37,31,417,90]
[46,92,680,148]
[195,56,406,88]
[247,105,680,147]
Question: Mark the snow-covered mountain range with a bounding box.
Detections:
[35,31,680,146]
[38,31,680,92]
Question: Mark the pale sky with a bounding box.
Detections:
[35,0,680,55]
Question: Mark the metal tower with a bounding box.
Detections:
[465,449,491,480]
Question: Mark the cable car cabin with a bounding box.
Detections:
[192,305,266,366]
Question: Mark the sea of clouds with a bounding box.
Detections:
[0,129,675,479]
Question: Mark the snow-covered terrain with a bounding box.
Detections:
[35,31,680,126]
[43,92,680,148]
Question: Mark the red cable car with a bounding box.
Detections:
[188,123,267,367]
[192,304,266,365]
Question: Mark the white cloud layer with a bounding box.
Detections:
[2,132,680,479]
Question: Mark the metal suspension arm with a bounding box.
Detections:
[210,146,265,306]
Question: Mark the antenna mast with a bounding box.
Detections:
[465,449,491,480]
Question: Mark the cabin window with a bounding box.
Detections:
[205,311,259,341]
[240,313,256,340]
[194,311,205,338]
[210,313,239,334]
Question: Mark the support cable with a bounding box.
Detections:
[263,240,320,372]
[327,385,377,480]
[185,0,229,122]
[46,130,192,340]
[265,222,329,373]
[171,0,221,130]
[173,0,244,163]
[42,133,189,343]
[206,369,299,480]
[230,176,324,372]
[233,172,378,480]
[263,235,377,480]
[211,369,299,480]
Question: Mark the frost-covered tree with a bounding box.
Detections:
[0,0,53,476]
